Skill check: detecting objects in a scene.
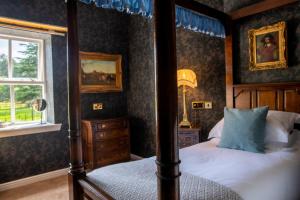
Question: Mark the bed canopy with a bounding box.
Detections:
[80,0,226,38]
[66,0,229,199]
[66,0,299,199]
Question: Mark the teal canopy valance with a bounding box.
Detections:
[80,0,225,38]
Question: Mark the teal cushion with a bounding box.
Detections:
[218,106,269,153]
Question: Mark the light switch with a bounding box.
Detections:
[93,103,103,110]
[205,101,212,109]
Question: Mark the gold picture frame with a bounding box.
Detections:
[79,51,122,93]
[248,21,287,71]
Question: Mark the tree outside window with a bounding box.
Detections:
[0,36,45,124]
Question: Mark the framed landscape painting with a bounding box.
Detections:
[79,52,122,93]
[248,21,287,71]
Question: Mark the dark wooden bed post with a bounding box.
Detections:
[153,0,180,199]
[67,0,85,200]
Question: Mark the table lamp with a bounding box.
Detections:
[177,69,197,128]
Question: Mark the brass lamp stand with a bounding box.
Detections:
[177,69,197,128]
[179,85,191,128]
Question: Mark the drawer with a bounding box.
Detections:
[179,141,194,148]
[178,134,198,148]
[96,148,130,167]
[95,129,129,140]
[95,137,129,152]
[96,119,127,130]
[179,134,198,142]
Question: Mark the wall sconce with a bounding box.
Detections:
[177,69,197,128]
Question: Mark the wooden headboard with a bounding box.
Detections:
[233,82,300,114]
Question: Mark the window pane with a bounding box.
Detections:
[0,85,11,123]
[12,40,39,78]
[14,85,43,122]
[0,39,8,78]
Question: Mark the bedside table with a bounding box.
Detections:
[178,128,201,148]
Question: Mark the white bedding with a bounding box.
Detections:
[171,134,300,200]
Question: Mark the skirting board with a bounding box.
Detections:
[0,168,68,192]
[0,155,142,192]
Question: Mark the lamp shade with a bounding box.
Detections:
[177,69,197,88]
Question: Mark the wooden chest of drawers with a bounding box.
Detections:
[81,117,130,170]
[178,128,201,149]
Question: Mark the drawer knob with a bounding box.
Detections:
[102,124,106,128]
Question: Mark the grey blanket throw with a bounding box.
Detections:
[87,159,242,200]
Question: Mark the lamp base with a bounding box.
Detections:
[179,120,192,128]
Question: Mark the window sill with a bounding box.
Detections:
[0,123,62,138]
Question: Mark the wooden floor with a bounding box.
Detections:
[0,176,68,200]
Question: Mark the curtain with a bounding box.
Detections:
[80,0,225,38]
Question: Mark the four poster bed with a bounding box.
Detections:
[66,0,300,199]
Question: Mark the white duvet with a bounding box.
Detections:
[175,135,300,200]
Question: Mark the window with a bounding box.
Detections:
[0,32,46,125]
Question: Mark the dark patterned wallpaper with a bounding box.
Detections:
[127,16,156,157]
[176,28,226,139]
[195,0,224,11]
[127,0,226,156]
[0,0,66,26]
[179,0,225,139]
[235,2,300,83]
[0,0,69,183]
[0,131,69,183]
[223,0,262,13]
[0,1,129,183]
[78,4,129,120]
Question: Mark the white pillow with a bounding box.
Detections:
[267,110,300,132]
[208,118,223,139]
[208,110,300,144]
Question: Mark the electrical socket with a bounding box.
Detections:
[93,103,103,110]
[192,101,212,109]
[192,101,205,109]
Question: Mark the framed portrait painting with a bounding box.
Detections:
[79,52,122,93]
[248,21,287,71]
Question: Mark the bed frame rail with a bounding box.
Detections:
[78,178,113,200]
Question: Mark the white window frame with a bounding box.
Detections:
[0,30,47,125]
[0,27,61,138]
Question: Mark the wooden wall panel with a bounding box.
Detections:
[257,91,276,110]
[251,90,257,108]
[284,90,300,113]
[233,83,300,113]
[277,90,284,111]
[234,89,251,109]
